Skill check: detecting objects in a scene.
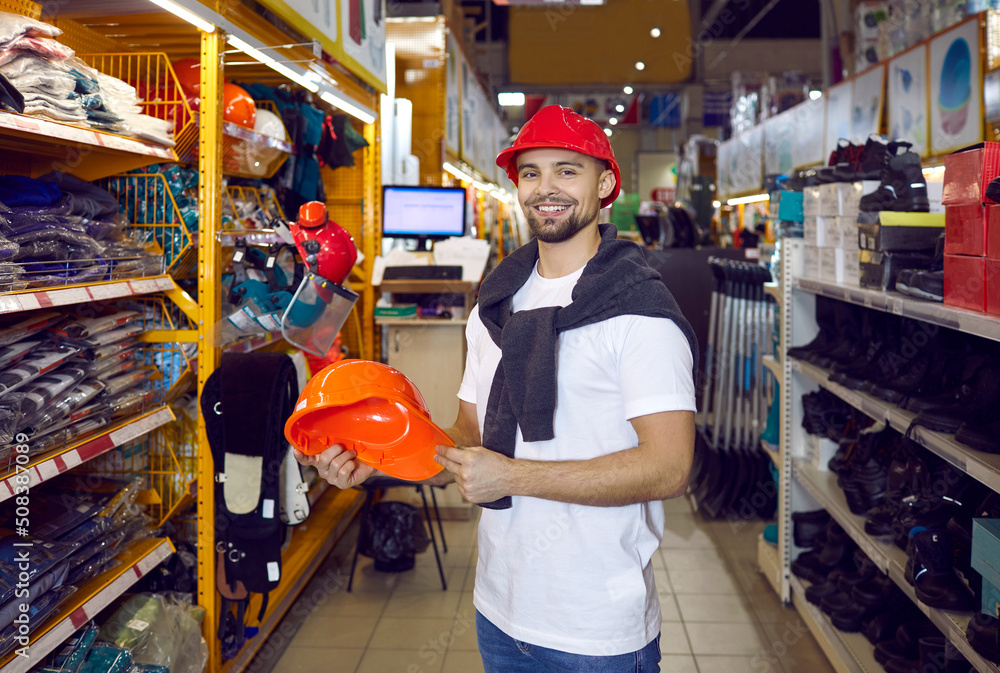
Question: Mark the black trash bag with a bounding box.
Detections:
[357,501,430,573]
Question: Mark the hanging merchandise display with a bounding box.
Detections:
[218,201,357,357]
[200,353,299,660]
[692,258,777,520]
[284,359,451,481]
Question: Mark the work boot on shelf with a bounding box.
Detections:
[909,528,977,611]
[792,508,831,549]
[833,139,868,182]
[787,296,839,362]
[966,613,1000,663]
[896,233,945,302]
[856,134,890,180]
[859,140,930,213]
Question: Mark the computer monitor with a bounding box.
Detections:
[382,186,467,242]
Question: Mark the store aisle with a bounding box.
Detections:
[253,496,836,673]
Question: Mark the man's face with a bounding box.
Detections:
[515,147,615,244]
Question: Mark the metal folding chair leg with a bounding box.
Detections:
[429,486,447,553]
[418,486,447,591]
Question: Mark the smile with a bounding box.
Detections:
[536,205,570,213]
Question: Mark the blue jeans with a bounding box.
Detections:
[476,610,661,673]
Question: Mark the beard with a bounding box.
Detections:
[524,199,599,243]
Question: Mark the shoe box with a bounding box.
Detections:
[860,249,935,290]
[942,142,1000,206]
[987,260,1000,316]
[857,211,945,251]
[971,518,1000,617]
[944,253,987,312]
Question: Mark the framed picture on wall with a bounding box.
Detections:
[887,45,929,156]
[929,16,983,155]
[824,80,852,158]
[851,64,885,143]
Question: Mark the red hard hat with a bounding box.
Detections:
[284,359,451,481]
[223,83,256,129]
[496,105,621,208]
[172,58,200,97]
[291,202,358,285]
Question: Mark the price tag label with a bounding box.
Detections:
[17,294,40,310]
[90,283,123,300]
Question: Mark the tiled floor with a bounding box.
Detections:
[250,496,836,673]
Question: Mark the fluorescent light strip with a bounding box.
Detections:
[147,0,216,33]
[443,162,475,184]
[727,193,769,206]
[227,35,319,93]
[320,91,375,124]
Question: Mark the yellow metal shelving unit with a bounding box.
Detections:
[0,0,380,671]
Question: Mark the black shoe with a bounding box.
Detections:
[898,232,945,301]
[793,509,832,548]
[857,134,889,180]
[860,140,930,212]
[909,529,977,611]
[966,613,1000,663]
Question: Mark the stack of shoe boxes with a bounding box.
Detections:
[857,211,943,290]
[803,183,866,284]
[941,142,1000,312]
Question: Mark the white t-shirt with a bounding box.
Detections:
[458,261,696,656]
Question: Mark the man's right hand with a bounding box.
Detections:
[294,444,375,489]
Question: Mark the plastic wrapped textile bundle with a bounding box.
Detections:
[0,585,76,658]
[45,622,99,673]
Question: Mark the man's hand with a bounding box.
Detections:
[434,445,512,503]
[294,444,375,489]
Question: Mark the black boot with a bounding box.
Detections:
[860,140,930,213]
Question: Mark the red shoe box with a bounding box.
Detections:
[987,260,1000,316]
[945,203,988,257]
[943,142,1000,206]
[944,253,987,312]
[989,205,1000,260]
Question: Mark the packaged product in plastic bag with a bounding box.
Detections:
[101,367,155,398]
[0,535,79,604]
[22,379,105,433]
[79,642,132,673]
[47,622,99,673]
[0,585,76,658]
[0,310,60,347]
[0,559,68,629]
[0,345,79,395]
[0,339,37,371]
[50,310,139,341]
[99,593,207,673]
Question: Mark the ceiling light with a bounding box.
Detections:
[147,0,216,33]
[623,86,633,95]
[712,200,721,208]
[498,92,525,106]
[320,91,375,124]
[650,27,661,38]
[727,193,769,206]
[443,162,475,183]
[604,128,612,137]
[635,61,645,71]
[615,104,625,113]
[809,89,823,100]
[609,117,618,125]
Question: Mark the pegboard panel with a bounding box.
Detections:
[51,18,127,54]
[0,0,40,19]
[390,18,447,187]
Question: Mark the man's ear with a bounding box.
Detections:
[598,168,617,201]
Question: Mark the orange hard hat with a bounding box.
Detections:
[223,83,256,130]
[284,359,450,481]
[495,104,621,208]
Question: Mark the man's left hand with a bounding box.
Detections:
[434,445,512,503]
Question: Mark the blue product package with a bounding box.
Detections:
[50,622,98,673]
[79,643,132,673]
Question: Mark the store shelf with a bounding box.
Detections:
[793,461,1000,673]
[0,276,175,315]
[0,406,175,502]
[0,111,176,182]
[793,277,1000,344]
[218,486,364,673]
[789,574,887,673]
[763,354,783,379]
[761,439,780,467]
[764,281,783,306]
[0,537,175,673]
[758,532,782,596]
[375,318,470,326]
[791,357,1000,494]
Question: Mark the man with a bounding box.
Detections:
[297,105,697,672]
